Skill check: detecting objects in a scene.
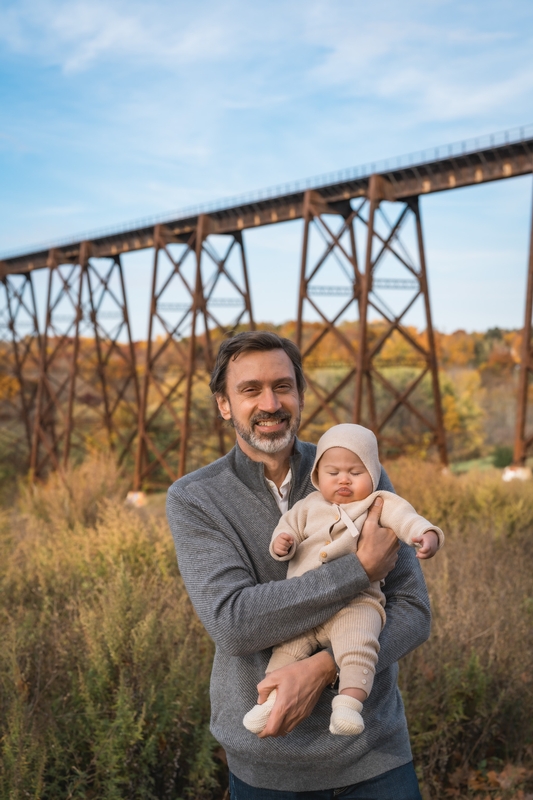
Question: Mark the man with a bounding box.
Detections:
[166,331,429,800]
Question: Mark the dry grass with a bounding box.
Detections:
[0,457,532,799]
[0,457,219,800]
[388,459,533,799]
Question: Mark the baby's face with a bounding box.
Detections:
[317,447,373,505]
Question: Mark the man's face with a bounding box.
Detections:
[216,349,304,456]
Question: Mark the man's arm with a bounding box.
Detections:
[255,501,428,738]
[166,485,370,657]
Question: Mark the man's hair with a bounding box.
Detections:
[209,331,306,397]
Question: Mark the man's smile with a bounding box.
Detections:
[255,419,288,431]
[251,413,292,435]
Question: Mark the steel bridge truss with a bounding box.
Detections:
[296,181,447,463]
[134,218,254,488]
[29,248,140,477]
[0,273,41,465]
[1,128,533,485]
[4,221,255,486]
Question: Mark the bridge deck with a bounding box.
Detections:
[2,125,533,276]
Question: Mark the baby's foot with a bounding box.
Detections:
[329,695,364,736]
[243,689,277,734]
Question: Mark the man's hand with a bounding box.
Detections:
[356,497,400,582]
[272,532,295,557]
[256,650,336,738]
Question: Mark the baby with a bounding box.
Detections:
[243,423,444,737]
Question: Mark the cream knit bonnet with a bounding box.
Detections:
[311,424,381,492]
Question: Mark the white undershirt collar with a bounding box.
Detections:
[266,468,292,515]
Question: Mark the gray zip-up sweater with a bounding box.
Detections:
[166,439,431,791]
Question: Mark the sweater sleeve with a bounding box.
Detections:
[269,496,311,561]
[379,492,445,549]
[166,484,370,657]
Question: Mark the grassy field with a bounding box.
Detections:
[0,457,532,799]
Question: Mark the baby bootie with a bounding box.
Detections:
[243,689,277,734]
[329,695,364,736]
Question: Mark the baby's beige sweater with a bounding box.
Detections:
[270,489,444,576]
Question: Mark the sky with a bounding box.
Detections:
[1,0,533,338]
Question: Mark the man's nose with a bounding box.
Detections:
[258,388,282,412]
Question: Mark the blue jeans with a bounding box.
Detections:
[229,763,422,800]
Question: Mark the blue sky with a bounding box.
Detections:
[1,0,533,337]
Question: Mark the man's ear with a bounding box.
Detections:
[215,393,232,421]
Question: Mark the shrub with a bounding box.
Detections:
[492,445,514,469]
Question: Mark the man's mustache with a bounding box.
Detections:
[250,411,292,425]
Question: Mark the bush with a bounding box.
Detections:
[492,445,514,469]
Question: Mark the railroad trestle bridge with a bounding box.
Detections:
[1,126,533,488]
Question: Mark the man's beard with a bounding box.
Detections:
[230,409,301,454]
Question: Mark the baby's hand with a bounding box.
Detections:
[412,530,439,560]
[273,533,295,557]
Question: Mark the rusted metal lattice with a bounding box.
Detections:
[30,247,139,477]
[134,217,254,489]
[0,273,41,465]
[296,180,447,462]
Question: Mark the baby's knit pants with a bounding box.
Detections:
[266,589,386,694]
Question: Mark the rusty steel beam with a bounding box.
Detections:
[412,197,447,465]
[84,254,140,464]
[133,220,254,490]
[514,182,533,465]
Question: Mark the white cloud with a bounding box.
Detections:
[3,0,532,130]
[299,1,533,124]
[0,0,237,72]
